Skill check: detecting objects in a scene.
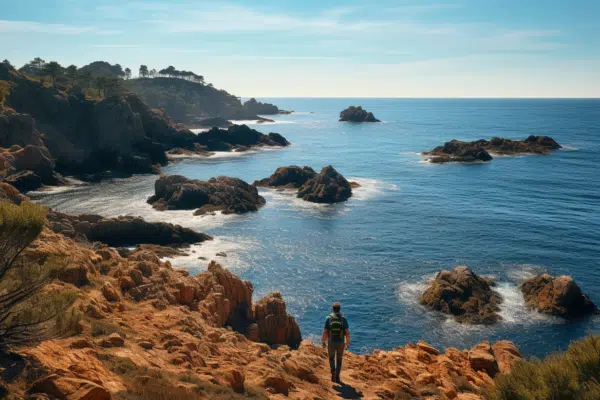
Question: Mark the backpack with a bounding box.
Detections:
[329,313,344,341]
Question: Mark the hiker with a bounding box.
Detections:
[322,302,350,383]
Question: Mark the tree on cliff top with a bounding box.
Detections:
[139,65,149,78]
[65,65,78,85]
[0,201,77,352]
[43,61,63,88]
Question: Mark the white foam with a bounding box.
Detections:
[348,177,399,201]
[495,282,555,325]
[395,273,436,307]
[560,145,578,151]
[164,236,257,273]
[190,128,210,134]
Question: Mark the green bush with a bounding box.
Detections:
[0,200,77,350]
[486,336,600,400]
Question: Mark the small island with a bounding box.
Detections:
[423,135,561,163]
[148,175,266,215]
[243,98,293,115]
[339,106,380,122]
[254,165,357,203]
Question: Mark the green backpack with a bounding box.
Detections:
[329,313,344,341]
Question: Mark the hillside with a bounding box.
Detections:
[125,78,287,125]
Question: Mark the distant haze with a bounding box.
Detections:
[2,0,599,98]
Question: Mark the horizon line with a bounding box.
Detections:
[240,96,600,100]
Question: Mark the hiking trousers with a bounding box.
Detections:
[328,342,345,375]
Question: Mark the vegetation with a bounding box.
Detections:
[486,336,600,400]
[0,200,77,351]
[97,353,268,400]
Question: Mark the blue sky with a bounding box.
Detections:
[1,0,599,97]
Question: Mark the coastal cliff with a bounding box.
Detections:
[0,63,289,192]
[0,188,522,400]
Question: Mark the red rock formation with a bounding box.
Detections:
[521,273,596,317]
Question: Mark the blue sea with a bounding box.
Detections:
[32,98,600,358]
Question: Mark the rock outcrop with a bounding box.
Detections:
[521,274,597,318]
[148,174,266,215]
[0,64,290,192]
[3,200,520,399]
[194,124,290,152]
[423,136,561,163]
[253,166,317,189]
[339,106,380,122]
[243,98,292,115]
[47,210,212,247]
[420,266,502,324]
[297,165,353,203]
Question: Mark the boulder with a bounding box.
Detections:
[297,165,353,203]
[0,182,26,204]
[339,106,380,122]
[243,98,282,115]
[468,342,498,377]
[254,292,302,349]
[148,175,266,215]
[58,264,90,287]
[492,341,522,374]
[224,369,245,393]
[101,282,120,302]
[4,170,43,192]
[27,374,110,400]
[521,274,596,318]
[253,166,316,188]
[419,266,502,324]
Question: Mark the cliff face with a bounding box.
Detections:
[1,193,520,399]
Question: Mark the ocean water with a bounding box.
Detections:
[32,98,600,358]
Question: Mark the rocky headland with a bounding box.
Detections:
[521,274,597,318]
[1,188,523,399]
[420,266,502,324]
[423,135,561,163]
[243,98,293,115]
[339,106,380,122]
[255,165,357,204]
[148,174,266,215]
[0,63,290,192]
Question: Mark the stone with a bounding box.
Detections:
[521,274,596,318]
[492,341,521,374]
[420,266,502,324]
[148,174,266,215]
[58,264,90,287]
[253,166,317,189]
[468,342,499,377]
[263,376,291,396]
[70,338,94,349]
[297,165,353,204]
[101,282,120,302]
[224,369,245,393]
[27,374,110,400]
[339,106,380,122]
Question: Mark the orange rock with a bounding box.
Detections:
[224,368,245,393]
[492,341,521,374]
[27,374,110,400]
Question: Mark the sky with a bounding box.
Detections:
[1,0,599,98]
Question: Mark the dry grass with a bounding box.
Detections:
[485,336,600,400]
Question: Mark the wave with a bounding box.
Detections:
[396,267,557,328]
[560,145,578,151]
[164,236,258,274]
[348,177,399,201]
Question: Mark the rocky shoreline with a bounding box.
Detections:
[1,187,523,399]
[0,63,290,193]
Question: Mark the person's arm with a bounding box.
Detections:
[345,329,351,349]
[322,317,329,348]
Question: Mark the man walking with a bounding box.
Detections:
[322,302,350,383]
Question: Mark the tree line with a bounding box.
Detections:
[3,58,208,97]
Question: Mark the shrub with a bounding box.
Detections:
[0,200,76,351]
[485,336,600,400]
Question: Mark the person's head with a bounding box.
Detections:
[332,302,341,313]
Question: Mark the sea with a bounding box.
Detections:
[31,98,600,358]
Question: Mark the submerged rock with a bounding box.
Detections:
[253,166,317,188]
[339,106,380,122]
[148,174,265,215]
[423,135,561,163]
[297,165,353,203]
[521,274,596,318]
[419,266,502,324]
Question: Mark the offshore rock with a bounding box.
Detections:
[253,166,317,189]
[521,274,597,318]
[148,174,265,215]
[297,165,353,203]
[339,106,380,122]
[420,266,502,324]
